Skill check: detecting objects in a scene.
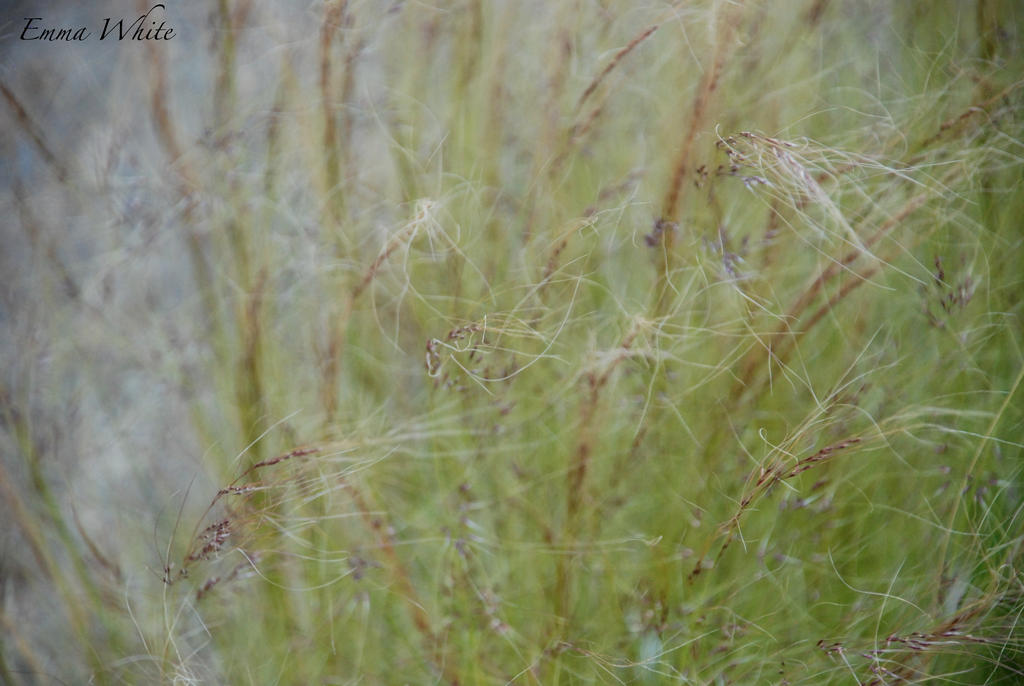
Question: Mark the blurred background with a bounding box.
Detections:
[2,1,1022,684]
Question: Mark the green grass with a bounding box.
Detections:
[1,1,1023,684]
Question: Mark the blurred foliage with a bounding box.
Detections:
[1,1,1022,683]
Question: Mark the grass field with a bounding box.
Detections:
[1,1,1023,683]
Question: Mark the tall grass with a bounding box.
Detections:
[1,1,1022,683]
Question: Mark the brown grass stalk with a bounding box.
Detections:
[918,77,1024,149]
[574,23,659,115]
[0,83,68,183]
[0,608,48,685]
[543,218,591,281]
[857,601,1009,685]
[0,448,55,584]
[320,204,429,421]
[653,1,741,318]
[553,323,642,622]
[213,0,238,131]
[140,3,228,387]
[730,85,1017,402]
[262,57,293,200]
[733,190,932,400]
[0,389,115,682]
[174,442,459,677]
[567,323,641,522]
[660,2,739,225]
[12,181,79,300]
[341,477,462,685]
[319,0,353,225]
[235,268,269,457]
[141,8,196,194]
[526,18,659,240]
[689,436,863,582]
[167,446,320,583]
